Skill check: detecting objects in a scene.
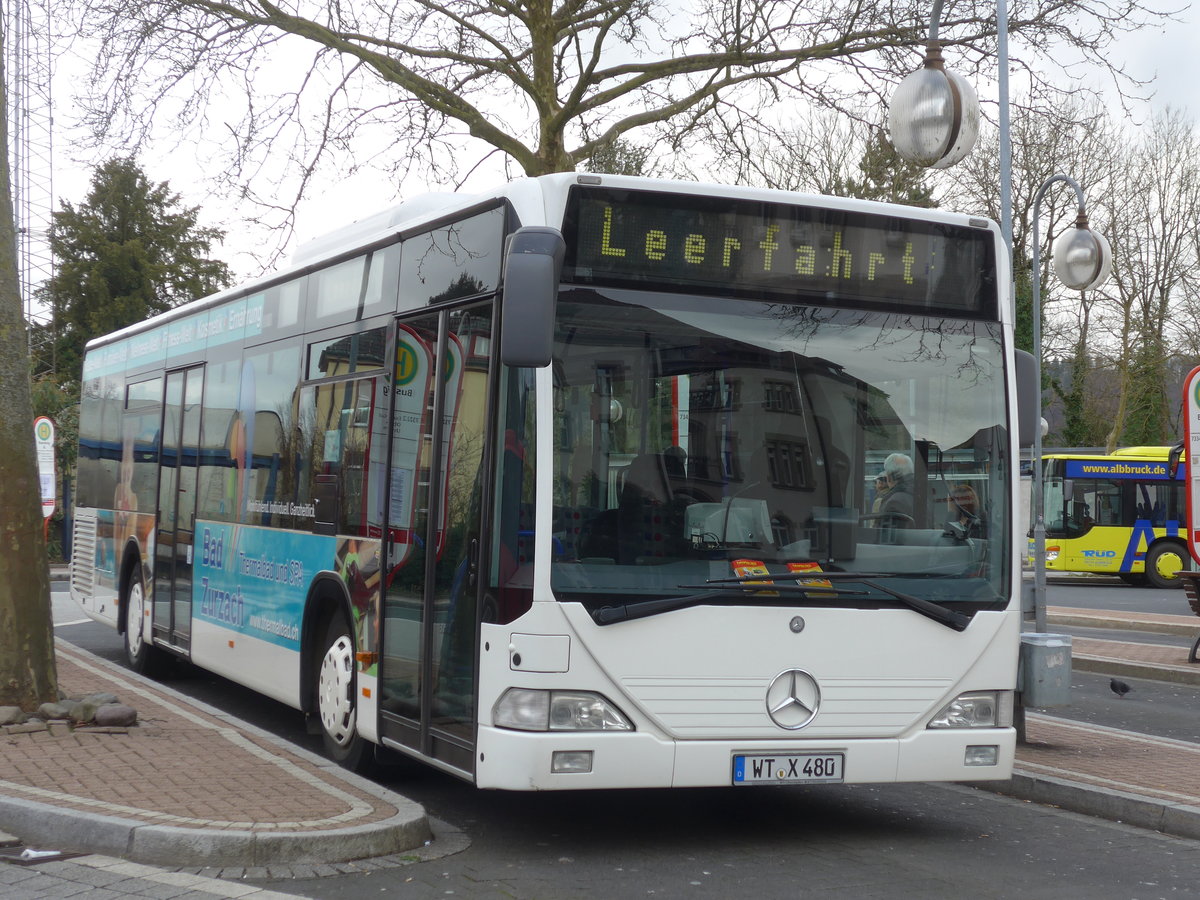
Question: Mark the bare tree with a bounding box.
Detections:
[0,44,58,710]
[692,106,864,193]
[939,97,1129,445]
[951,102,1200,449]
[1099,108,1200,448]
[69,0,1171,252]
[948,95,1117,285]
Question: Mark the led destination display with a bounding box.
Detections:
[562,187,997,316]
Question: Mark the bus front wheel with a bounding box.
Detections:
[122,573,162,675]
[315,614,372,772]
[1145,541,1189,590]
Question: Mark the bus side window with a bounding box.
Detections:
[297,376,381,536]
[1066,481,1095,536]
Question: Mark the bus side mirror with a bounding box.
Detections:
[500,226,565,368]
[1014,349,1038,448]
[1169,441,1184,479]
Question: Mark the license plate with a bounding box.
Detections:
[733,752,844,785]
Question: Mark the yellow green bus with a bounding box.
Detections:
[1032,446,1190,588]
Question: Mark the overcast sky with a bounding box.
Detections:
[1103,5,1198,116]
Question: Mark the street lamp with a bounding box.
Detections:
[1030,174,1112,631]
[887,25,979,167]
[888,0,1013,249]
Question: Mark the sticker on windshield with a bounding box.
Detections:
[731,559,778,595]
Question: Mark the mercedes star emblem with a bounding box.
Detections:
[765,668,821,730]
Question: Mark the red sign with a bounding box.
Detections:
[1182,368,1200,564]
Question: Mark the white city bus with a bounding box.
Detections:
[70,173,1029,789]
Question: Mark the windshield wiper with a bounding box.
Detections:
[841,577,970,631]
[592,589,761,625]
[591,571,971,631]
[592,583,868,625]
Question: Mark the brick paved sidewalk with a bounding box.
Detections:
[1048,605,1200,637]
[0,641,430,868]
[1019,715,1200,806]
[1044,605,1200,684]
[1069,635,1200,686]
[998,617,1200,838]
[1007,713,1200,840]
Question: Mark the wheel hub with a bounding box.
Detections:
[126,584,144,656]
[318,633,356,747]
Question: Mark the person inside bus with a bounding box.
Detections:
[946,483,985,535]
[877,452,914,525]
[870,472,890,513]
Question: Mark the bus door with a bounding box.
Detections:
[379,306,493,776]
[153,365,204,652]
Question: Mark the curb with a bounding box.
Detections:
[0,642,433,868]
[975,770,1200,841]
[1071,653,1200,686]
[0,794,431,867]
[1047,612,1199,638]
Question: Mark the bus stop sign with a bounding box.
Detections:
[1182,367,1200,564]
[34,416,55,519]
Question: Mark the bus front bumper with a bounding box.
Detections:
[473,725,1016,790]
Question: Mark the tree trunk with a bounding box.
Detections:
[0,45,58,710]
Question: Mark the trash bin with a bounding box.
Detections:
[1018,632,1072,707]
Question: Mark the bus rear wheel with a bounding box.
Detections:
[315,614,373,772]
[1145,541,1188,590]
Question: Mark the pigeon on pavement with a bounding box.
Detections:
[1110,678,1133,698]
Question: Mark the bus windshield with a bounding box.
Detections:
[549,289,1010,620]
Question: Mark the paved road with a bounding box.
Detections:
[44,580,1200,899]
[280,777,1200,899]
[1047,576,1195,616]
[1048,668,1200,741]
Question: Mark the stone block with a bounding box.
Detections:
[68,700,99,724]
[94,704,138,727]
[37,701,72,720]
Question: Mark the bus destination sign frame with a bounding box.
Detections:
[561,186,998,318]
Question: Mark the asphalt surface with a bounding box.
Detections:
[4,572,1200,898]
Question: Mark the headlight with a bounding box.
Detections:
[493,688,633,732]
[1045,548,1059,562]
[928,691,1013,729]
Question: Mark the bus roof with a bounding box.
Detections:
[1042,446,1184,462]
[83,173,1003,355]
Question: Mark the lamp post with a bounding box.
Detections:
[1030,175,1112,630]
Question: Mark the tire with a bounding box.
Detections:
[1144,541,1188,590]
[122,572,162,675]
[315,613,373,772]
